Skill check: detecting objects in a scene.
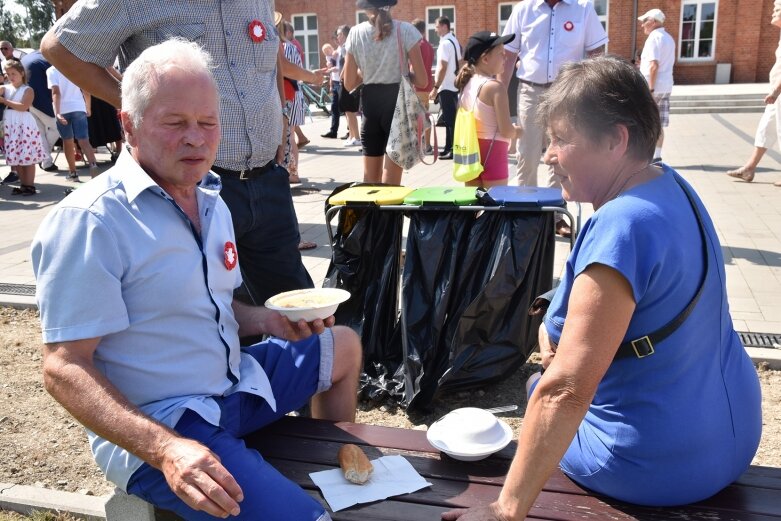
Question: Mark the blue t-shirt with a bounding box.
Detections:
[544,166,762,506]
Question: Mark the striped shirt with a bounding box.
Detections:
[53,0,282,171]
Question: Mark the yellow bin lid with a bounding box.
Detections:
[328,186,415,205]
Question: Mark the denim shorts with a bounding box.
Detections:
[126,332,334,520]
[56,111,89,140]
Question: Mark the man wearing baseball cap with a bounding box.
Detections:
[638,8,676,163]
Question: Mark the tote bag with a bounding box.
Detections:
[386,24,435,170]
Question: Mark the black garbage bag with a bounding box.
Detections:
[404,210,555,410]
[400,210,477,408]
[322,187,405,403]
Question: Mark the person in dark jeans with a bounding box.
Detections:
[430,16,461,160]
[322,42,341,138]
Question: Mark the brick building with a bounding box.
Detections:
[278,0,780,85]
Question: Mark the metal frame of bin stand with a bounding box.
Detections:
[325,203,580,252]
[323,199,579,408]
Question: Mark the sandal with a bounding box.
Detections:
[11,184,36,196]
[297,138,310,148]
[289,173,301,184]
[298,241,317,250]
[726,167,755,182]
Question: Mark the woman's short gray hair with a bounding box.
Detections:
[121,38,217,128]
[538,55,660,161]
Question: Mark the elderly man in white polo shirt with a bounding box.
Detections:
[32,39,360,521]
[638,8,675,163]
[501,0,607,238]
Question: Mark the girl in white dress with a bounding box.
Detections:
[1,59,47,195]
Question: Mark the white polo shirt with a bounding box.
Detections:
[31,150,276,490]
[435,32,461,93]
[640,27,676,94]
[502,0,608,84]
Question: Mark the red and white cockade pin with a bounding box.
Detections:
[224,241,238,270]
[248,20,267,43]
[563,21,574,32]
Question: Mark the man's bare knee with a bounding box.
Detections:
[330,326,362,382]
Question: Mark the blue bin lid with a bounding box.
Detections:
[403,187,479,206]
[487,186,566,207]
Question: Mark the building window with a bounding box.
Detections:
[680,0,717,60]
[426,6,456,48]
[356,11,369,25]
[292,14,319,70]
[593,0,608,32]
[498,3,514,34]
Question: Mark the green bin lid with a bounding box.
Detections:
[328,186,415,205]
[403,187,479,206]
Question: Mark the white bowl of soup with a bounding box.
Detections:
[265,288,351,322]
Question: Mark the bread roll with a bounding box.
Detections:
[338,443,373,484]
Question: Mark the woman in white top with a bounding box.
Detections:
[343,0,427,185]
[454,31,522,188]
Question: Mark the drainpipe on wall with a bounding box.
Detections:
[630,0,639,60]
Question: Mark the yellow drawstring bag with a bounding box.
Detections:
[453,79,494,182]
[452,106,483,182]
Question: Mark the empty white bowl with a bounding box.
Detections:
[265,288,351,322]
[426,407,513,461]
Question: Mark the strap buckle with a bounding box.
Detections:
[630,336,655,358]
[239,170,248,180]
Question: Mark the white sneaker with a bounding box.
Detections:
[344,137,361,147]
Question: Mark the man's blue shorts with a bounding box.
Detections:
[126,334,333,521]
[56,111,89,140]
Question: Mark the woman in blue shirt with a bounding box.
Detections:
[443,56,762,521]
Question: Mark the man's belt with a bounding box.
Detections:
[519,79,553,88]
[212,161,276,180]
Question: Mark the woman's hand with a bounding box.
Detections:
[56,113,68,125]
[538,323,557,369]
[441,502,513,521]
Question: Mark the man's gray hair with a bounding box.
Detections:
[121,38,216,128]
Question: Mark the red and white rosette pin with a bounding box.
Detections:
[249,20,267,43]
[224,241,238,271]
[563,21,574,32]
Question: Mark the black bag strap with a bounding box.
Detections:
[447,37,460,75]
[527,173,711,360]
[615,173,710,359]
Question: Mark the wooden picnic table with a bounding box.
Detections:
[240,416,781,521]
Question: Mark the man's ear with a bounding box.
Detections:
[119,111,136,146]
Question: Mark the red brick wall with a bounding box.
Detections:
[278,0,776,84]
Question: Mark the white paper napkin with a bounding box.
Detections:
[309,454,433,512]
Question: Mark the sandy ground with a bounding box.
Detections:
[1,306,779,499]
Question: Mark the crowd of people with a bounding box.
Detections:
[5,0,773,519]
[0,40,123,196]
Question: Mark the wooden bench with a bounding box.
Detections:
[142,416,781,520]
[241,416,781,521]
